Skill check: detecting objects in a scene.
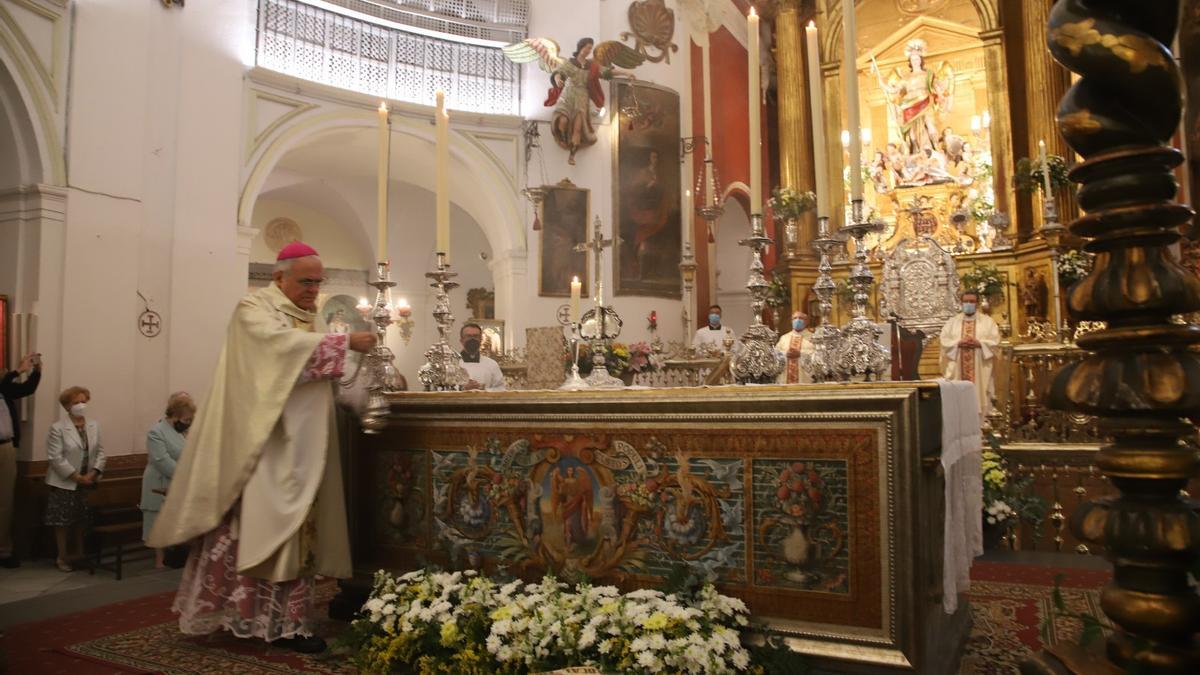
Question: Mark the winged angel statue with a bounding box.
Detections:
[503,37,645,165]
[871,38,954,158]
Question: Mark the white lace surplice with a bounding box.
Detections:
[938,380,983,614]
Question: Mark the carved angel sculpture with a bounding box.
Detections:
[872,39,955,158]
[503,37,645,165]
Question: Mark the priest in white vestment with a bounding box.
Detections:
[692,304,742,355]
[147,242,377,653]
[939,290,1001,417]
[775,310,815,384]
[460,322,506,390]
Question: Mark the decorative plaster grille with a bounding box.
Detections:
[257,0,522,115]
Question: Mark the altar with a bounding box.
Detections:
[343,382,972,674]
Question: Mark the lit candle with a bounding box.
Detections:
[396,297,412,318]
[356,297,371,316]
[982,110,991,129]
[860,127,872,146]
[842,1,862,201]
[436,92,450,259]
[970,115,981,132]
[684,189,694,247]
[806,21,829,219]
[377,102,390,260]
[748,6,762,214]
[570,276,581,323]
[1039,139,1052,198]
[840,130,850,147]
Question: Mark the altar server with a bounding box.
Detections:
[692,304,742,355]
[460,322,506,390]
[939,290,1000,417]
[148,242,376,653]
[775,310,815,384]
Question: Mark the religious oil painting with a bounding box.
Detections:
[539,179,590,298]
[429,436,745,582]
[751,458,850,594]
[612,80,682,298]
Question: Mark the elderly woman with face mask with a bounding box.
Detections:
[141,392,196,568]
[45,385,106,572]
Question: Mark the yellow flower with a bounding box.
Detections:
[642,611,669,631]
[439,620,459,646]
[490,605,514,621]
[600,601,620,615]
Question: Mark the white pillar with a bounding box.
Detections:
[488,248,529,349]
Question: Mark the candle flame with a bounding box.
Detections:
[378,102,388,113]
[397,297,410,308]
[807,20,816,29]
[572,276,579,283]
[749,6,757,18]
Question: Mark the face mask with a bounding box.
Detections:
[793,319,806,331]
[962,302,976,315]
[174,421,191,433]
[463,338,481,353]
[69,403,87,418]
[708,313,721,326]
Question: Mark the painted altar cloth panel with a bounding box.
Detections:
[364,425,883,631]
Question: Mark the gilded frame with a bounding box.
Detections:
[538,179,590,298]
[611,79,682,298]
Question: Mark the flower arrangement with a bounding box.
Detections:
[1057,249,1094,288]
[959,264,1006,300]
[768,187,816,222]
[568,342,661,377]
[980,435,1046,545]
[1014,154,1071,194]
[338,569,758,675]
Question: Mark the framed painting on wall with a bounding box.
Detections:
[539,179,590,298]
[612,80,682,298]
[0,295,7,372]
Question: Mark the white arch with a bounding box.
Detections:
[0,8,63,185]
[239,109,526,258]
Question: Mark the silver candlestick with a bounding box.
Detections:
[417,253,469,391]
[560,323,588,390]
[802,217,844,383]
[834,200,890,380]
[679,241,698,358]
[732,214,785,384]
[360,261,404,433]
[578,287,624,389]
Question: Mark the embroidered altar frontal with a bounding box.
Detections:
[347,383,967,673]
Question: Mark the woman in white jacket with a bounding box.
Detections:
[45,386,106,572]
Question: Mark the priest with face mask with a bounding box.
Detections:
[775,310,815,384]
[459,322,506,391]
[147,242,377,653]
[938,290,1001,416]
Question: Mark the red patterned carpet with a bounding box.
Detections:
[0,562,1109,674]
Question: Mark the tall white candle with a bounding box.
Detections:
[684,188,694,247]
[748,7,762,214]
[842,1,862,201]
[436,92,450,259]
[806,21,830,219]
[1039,139,1053,199]
[377,102,390,260]
[570,276,581,323]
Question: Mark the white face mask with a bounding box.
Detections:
[69,403,87,418]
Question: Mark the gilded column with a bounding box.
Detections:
[1024,1,1200,673]
[1020,0,1076,230]
[981,29,1018,233]
[773,1,817,258]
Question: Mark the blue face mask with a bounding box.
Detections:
[708,313,721,326]
[962,302,976,315]
[793,318,806,331]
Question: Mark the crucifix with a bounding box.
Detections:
[574,215,616,307]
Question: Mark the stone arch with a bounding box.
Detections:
[239,109,526,259]
[0,22,58,185]
[820,0,998,61]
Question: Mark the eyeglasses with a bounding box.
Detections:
[296,277,326,288]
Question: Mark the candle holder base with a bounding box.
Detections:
[560,365,589,390]
[360,261,402,434]
[732,214,785,384]
[417,254,470,392]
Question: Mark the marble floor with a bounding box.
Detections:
[0,556,183,630]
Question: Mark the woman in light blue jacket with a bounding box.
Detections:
[140,392,194,568]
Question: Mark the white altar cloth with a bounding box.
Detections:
[938,379,983,613]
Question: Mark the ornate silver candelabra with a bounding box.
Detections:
[1041,196,1067,339]
[417,253,469,391]
[360,261,404,433]
[802,217,844,383]
[678,241,698,358]
[558,312,588,390]
[834,200,890,380]
[578,286,625,389]
[732,214,785,384]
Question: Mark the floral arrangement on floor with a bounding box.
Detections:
[568,342,661,378]
[1014,154,1071,194]
[959,264,1006,301]
[981,435,1046,547]
[768,186,816,222]
[337,569,761,675]
[1057,249,1094,288]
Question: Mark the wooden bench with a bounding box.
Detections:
[88,505,152,580]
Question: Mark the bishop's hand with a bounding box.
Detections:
[348,331,378,354]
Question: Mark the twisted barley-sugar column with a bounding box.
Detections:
[773,0,818,260]
[1025,1,1200,672]
[1021,0,1078,228]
